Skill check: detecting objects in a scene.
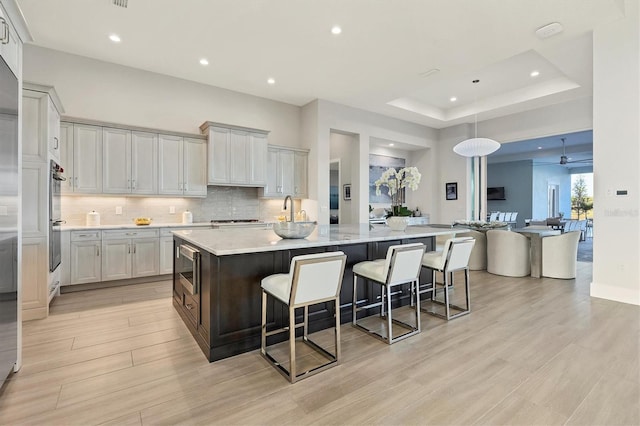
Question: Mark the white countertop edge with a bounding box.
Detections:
[61,222,213,231]
[172,224,458,256]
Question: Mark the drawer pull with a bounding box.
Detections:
[185,303,194,310]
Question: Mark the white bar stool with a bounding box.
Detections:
[352,243,425,344]
[261,251,347,383]
[420,237,475,320]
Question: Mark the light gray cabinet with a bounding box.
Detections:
[294,151,308,198]
[159,135,206,196]
[70,124,103,194]
[0,5,19,77]
[21,85,64,320]
[202,122,268,187]
[103,128,158,194]
[70,231,102,285]
[183,138,207,196]
[261,146,307,198]
[101,229,160,281]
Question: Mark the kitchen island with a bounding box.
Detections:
[172,224,456,362]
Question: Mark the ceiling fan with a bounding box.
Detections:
[536,137,593,166]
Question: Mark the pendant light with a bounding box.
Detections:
[453,80,501,157]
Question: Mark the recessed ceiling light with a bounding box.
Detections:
[450,97,457,102]
[331,25,342,35]
[109,34,121,43]
[530,70,540,77]
[199,58,209,66]
[389,143,394,147]
[267,78,276,85]
[537,146,542,149]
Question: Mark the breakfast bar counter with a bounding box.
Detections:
[172,224,456,361]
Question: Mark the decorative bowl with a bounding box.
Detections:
[272,221,316,239]
[387,216,408,231]
[134,217,152,226]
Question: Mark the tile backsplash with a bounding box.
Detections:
[62,187,299,225]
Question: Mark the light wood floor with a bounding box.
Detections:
[1,263,638,425]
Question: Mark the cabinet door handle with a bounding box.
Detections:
[133,244,136,254]
[185,303,193,310]
[75,177,78,188]
[184,183,188,192]
[54,137,59,149]
[0,18,8,45]
[127,179,131,190]
[132,179,136,190]
[96,245,100,256]
[128,244,131,254]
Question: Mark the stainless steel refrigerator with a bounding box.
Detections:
[0,53,19,386]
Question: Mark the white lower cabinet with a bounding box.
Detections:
[64,226,205,286]
[160,236,175,275]
[21,237,48,320]
[102,229,159,281]
[70,232,102,285]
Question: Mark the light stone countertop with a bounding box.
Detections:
[61,222,214,231]
[173,223,457,256]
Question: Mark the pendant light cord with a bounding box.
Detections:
[473,79,479,139]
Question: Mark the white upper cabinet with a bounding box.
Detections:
[250,133,267,185]
[131,131,158,194]
[158,134,184,195]
[59,122,74,194]
[183,138,207,196]
[201,122,269,187]
[261,146,307,198]
[60,123,103,194]
[294,151,308,198]
[47,101,61,162]
[73,124,103,193]
[229,130,249,184]
[159,135,206,197]
[22,85,64,163]
[21,92,46,162]
[207,127,230,184]
[0,5,19,77]
[103,128,157,194]
[103,127,131,194]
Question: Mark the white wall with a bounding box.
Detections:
[531,164,571,220]
[23,46,301,145]
[591,0,640,305]
[330,132,358,224]
[305,99,438,225]
[436,124,473,223]
[478,97,593,143]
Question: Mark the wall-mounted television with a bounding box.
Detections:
[487,186,506,200]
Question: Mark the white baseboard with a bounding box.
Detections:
[590,281,640,306]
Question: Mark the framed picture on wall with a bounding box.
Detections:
[446,182,458,200]
[343,184,351,200]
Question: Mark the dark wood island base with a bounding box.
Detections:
[173,233,435,362]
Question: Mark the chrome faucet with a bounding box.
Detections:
[283,195,294,222]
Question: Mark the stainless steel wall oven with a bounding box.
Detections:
[49,160,65,272]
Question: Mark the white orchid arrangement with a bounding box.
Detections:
[374,166,422,199]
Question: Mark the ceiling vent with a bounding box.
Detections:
[112,0,128,8]
[535,22,563,39]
